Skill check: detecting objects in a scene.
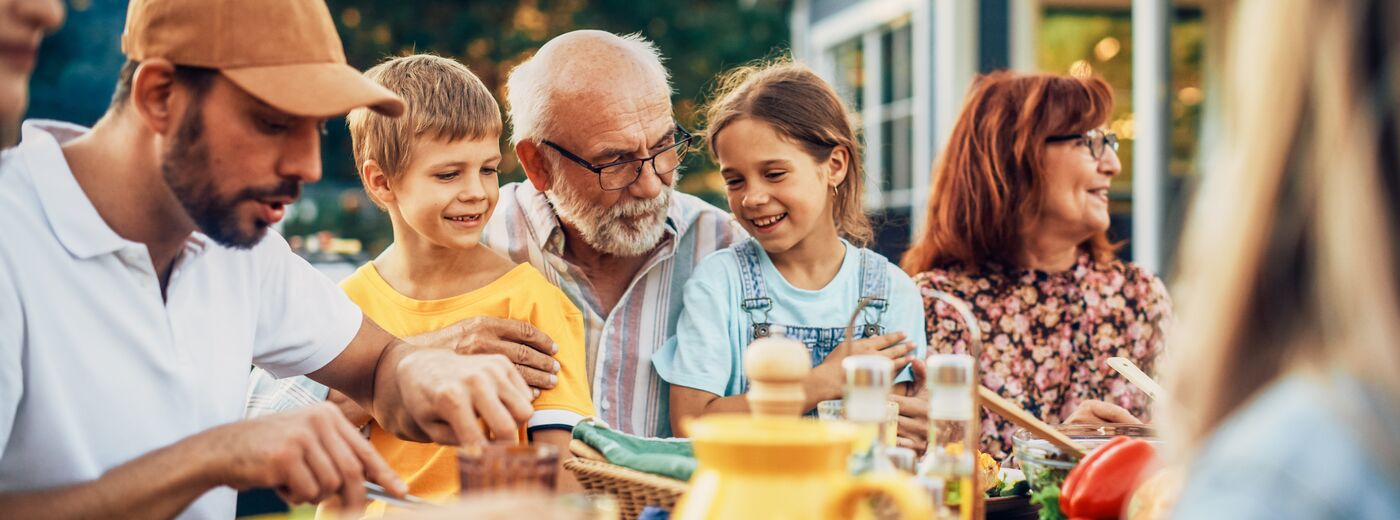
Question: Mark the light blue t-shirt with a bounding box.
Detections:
[653,240,928,397]
[1172,371,1400,519]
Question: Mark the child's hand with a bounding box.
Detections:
[804,332,916,405]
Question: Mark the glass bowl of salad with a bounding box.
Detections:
[1011,424,1158,518]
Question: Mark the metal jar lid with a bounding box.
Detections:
[842,355,893,391]
[927,354,974,386]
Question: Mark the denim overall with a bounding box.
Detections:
[733,239,891,393]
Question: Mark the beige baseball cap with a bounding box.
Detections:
[121,0,405,118]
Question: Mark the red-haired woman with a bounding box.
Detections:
[900,72,1171,458]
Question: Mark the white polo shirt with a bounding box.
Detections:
[0,121,363,519]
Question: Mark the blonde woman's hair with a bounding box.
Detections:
[1164,0,1400,470]
[347,54,502,209]
[701,58,873,246]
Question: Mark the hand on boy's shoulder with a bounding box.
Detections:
[407,315,560,393]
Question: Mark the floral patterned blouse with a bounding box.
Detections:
[912,253,1171,459]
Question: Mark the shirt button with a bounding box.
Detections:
[600,400,610,411]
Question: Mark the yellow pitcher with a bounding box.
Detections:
[672,413,933,520]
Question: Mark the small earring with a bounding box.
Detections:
[832,185,839,198]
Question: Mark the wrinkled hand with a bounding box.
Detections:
[200,402,405,510]
[1064,399,1142,424]
[412,316,559,392]
[327,389,372,429]
[890,357,931,455]
[806,332,916,404]
[385,350,534,446]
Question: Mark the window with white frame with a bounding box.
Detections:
[825,15,914,212]
[805,0,930,257]
[878,19,914,207]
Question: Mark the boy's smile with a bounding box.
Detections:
[443,211,485,228]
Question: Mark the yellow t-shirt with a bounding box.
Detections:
[340,262,593,510]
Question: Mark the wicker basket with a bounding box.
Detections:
[563,439,689,520]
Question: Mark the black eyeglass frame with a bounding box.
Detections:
[542,121,695,191]
[1046,129,1120,160]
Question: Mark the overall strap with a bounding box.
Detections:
[734,239,774,339]
[855,248,892,337]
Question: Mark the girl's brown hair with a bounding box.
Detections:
[900,72,1118,274]
[702,59,873,246]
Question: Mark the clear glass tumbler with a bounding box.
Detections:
[457,442,560,495]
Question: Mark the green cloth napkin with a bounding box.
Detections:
[572,420,696,481]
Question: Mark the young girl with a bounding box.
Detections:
[654,60,927,435]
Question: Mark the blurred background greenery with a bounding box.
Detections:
[30,1,1204,269]
[30,0,791,258]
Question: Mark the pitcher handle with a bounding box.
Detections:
[827,474,934,520]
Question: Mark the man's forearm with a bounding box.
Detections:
[367,337,416,434]
[0,433,217,519]
[306,316,418,432]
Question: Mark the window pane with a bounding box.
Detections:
[880,116,913,194]
[829,38,864,111]
[881,22,913,104]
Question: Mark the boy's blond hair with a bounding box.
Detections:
[347,54,502,209]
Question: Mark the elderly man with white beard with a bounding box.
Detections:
[484,30,745,437]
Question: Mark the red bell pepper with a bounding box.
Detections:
[1059,435,1158,520]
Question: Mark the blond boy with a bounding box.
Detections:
[339,54,592,511]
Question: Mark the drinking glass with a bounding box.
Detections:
[816,399,900,446]
[457,442,560,495]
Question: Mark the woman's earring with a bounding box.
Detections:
[832,185,839,198]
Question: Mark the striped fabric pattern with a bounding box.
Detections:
[482,182,744,438]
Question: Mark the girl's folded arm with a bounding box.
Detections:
[669,386,750,436]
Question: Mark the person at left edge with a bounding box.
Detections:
[0,0,63,148]
[0,0,535,518]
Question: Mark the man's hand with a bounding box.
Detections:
[891,357,931,455]
[411,316,560,392]
[1064,399,1142,424]
[312,317,534,450]
[0,402,407,519]
[804,332,915,406]
[383,350,535,445]
[201,403,405,510]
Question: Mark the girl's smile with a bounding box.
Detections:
[747,212,788,232]
[716,117,846,257]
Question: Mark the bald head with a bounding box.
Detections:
[507,30,671,146]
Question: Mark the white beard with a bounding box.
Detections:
[547,173,672,257]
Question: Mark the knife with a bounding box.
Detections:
[363,481,432,509]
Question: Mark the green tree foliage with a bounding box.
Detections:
[327,0,791,192]
[30,1,791,254]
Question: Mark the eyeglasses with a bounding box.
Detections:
[542,122,694,191]
[1046,129,1120,160]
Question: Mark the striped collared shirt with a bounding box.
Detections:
[482,182,744,438]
